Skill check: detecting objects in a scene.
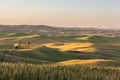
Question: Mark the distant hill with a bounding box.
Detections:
[0,25,82,33]
[0,25,57,32]
[0,25,120,37]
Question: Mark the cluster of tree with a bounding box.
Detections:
[14,42,31,49]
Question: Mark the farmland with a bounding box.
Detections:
[0,63,120,80]
[0,26,120,79]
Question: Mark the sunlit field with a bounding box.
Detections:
[57,59,112,65]
[1,0,120,79]
[0,31,120,65]
[45,42,96,52]
[0,31,120,80]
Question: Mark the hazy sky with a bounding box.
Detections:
[0,0,120,28]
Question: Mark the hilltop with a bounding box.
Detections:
[0,25,120,37]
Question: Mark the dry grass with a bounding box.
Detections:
[45,42,97,52]
[18,34,39,39]
[14,43,42,50]
[57,59,113,65]
[76,36,89,40]
[0,34,39,44]
[6,33,16,36]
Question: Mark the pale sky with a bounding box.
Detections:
[0,0,120,28]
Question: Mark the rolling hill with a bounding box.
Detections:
[0,30,120,67]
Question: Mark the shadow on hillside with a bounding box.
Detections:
[86,36,120,61]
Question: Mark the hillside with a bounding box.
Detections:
[0,27,120,80]
[0,30,120,67]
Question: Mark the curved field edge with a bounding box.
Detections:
[0,32,120,66]
[57,59,112,65]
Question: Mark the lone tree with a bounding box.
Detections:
[28,42,31,44]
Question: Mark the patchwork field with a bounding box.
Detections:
[0,31,120,66]
[0,30,120,79]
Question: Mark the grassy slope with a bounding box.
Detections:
[0,31,120,66]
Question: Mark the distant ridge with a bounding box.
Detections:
[0,25,57,32]
[0,25,119,33]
